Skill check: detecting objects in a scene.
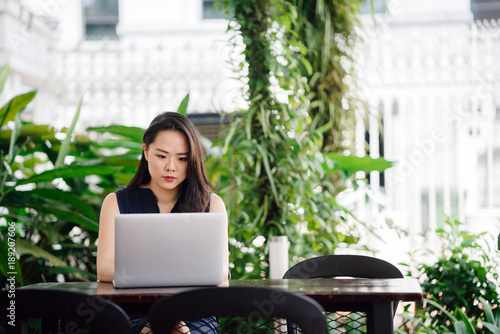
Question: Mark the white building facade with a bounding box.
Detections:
[1,0,499,259]
[354,1,500,260]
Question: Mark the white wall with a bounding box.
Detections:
[26,0,228,49]
[119,0,196,33]
[118,0,225,36]
[21,0,81,42]
[363,0,473,24]
[396,0,471,15]
[0,0,57,101]
[52,1,83,50]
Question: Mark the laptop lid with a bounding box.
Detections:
[113,212,225,288]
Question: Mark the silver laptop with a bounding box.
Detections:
[113,212,225,288]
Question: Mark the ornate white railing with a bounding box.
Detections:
[352,20,500,256]
[39,29,240,130]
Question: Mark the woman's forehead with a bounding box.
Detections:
[151,130,189,152]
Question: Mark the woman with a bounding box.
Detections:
[97,112,229,334]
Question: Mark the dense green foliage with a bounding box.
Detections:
[215,0,328,279]
[214,0,380,279]
[285,0,362,153]
[397,219,500,333]
[286,0,365,196]
[419,297,500,334]
[0,64,143,287]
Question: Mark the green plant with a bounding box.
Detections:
[281,0,369,203]
[0,84,206,288]
[397,219,500,333]
[216,0,340,279]
[410,297,500,334]
[217,0,308,279]
[421,220,499,328]
[482,296,500,334]
[283,0,362,153]
[213,0,392,279]
[0,63,144,287]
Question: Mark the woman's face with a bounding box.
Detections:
[143,130,189,194]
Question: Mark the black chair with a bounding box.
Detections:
[283,254,404,333]
[0,289,131,334]
[149,286,327,334]
[283,254,404,280]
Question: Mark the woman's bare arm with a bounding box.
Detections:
[96,193,120,282]
[210,193,230,282]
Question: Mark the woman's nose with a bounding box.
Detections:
[165,158,175,171]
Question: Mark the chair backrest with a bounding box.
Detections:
[283,254,404,280]
[149,286,326,334]
[283,254,404,323]
[1,289,131,334]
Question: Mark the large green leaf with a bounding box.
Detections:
[15,238,66,266]
[86,125,144,143]
[256,144,279,205]
[49,266,97,280]
[6,110,22,165]
[55,94,83,168]
[453,321,469,334]
[93,154,141,167]
[92,140,143,151]
[0,91,37,128]
[455,308,476,334]
[8,189,98,221]
[0,123,58,141]
[14,165,121,186]
[483,323,500,334]
[177,93,190,116]
[27,205,99,232]
[0,240,24,285]
[0,63,10,96]
[425,298,459,323]
[1,200,99,232]
[323,153,394,173]
[480,297,497,325]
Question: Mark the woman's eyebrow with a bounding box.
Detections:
[154,148,189,155]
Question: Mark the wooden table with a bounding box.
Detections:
[23,278,423,333]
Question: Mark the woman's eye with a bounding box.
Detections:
[157,155,166,159]
[179,157,188,162]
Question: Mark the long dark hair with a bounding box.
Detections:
[128,112,213,212]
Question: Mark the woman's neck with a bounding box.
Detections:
[142,183,180,213]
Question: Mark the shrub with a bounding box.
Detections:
[398,219,500,332]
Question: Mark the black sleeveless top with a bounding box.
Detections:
[115,187,210,214]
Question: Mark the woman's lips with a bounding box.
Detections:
[164,176,175,182]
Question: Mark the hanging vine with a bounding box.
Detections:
[214,0,365,279]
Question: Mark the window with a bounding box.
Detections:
[360,0,387,15]
[471,0,500,20]
[82,0,119,40]
[202,0,224,20]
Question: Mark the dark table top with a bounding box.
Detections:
[23,278,423,307]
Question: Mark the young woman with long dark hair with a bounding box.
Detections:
[97,112,228,334]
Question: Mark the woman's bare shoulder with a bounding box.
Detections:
[105,191,117,200]
[102,192,117,206]
[210,193,226,213]
[101,192,119,216]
